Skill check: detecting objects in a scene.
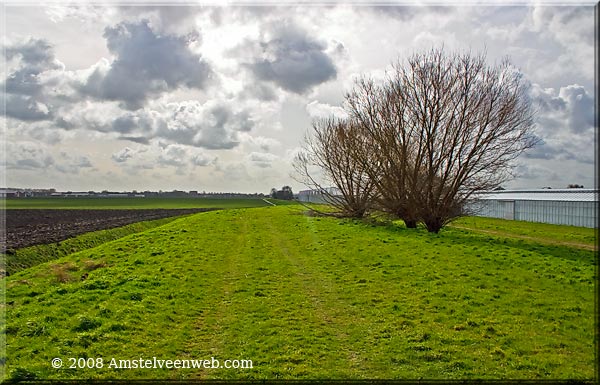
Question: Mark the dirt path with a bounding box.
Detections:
[449,225,597,251]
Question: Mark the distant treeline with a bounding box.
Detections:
[1,188,267,199]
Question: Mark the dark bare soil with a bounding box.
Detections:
[1,209,217,250]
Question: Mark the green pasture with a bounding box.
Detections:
[1,205,596,380]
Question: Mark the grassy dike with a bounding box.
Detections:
[2,216,194,276]
[2,206,596,380]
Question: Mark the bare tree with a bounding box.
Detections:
[345,78,421,227]
[297,48,536,233]
[294,117,376,218]
[385,48,537,232]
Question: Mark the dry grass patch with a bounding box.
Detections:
[50,262,78,283]
[83,260,107,271]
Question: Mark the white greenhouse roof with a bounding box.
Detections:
[475,189,598,202]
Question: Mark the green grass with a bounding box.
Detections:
[1,206,596,380]
[1,197,270,209]
[3,216,192,276]
[452,216,597,250]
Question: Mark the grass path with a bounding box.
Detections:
[2,206,596,380]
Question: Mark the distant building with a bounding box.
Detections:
[1,188,56,197]
[65,192,91,197]
[271,186,294,200]
[165,190,187,197]
[298,187,342,204]
[297,187,598,228]
[0,189,18,198]
[469,189,598,228]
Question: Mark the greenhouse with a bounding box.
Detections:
[470,189,598,228]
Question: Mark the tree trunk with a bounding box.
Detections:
[424,219,443,233]
[404,219,418,228]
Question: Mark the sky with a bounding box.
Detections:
[1,2,596,193]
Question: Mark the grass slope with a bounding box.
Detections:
[3,216,188,276]
[452,216,597,251]
[2,206,595,380]
[1,197,269,209]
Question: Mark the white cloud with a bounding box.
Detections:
[241,20,338,94]
[3,4,595,191]
[4,141,55,170]
[305,100,347,120]
[111,147,138,163]
[79,20,213,110]
[191,153,216,167]
[54,152,94,174]
[52,98,255,150]
[531,83,594,135]
[247,151,279,168]
[4,141,94,175]
[239,133,281,152]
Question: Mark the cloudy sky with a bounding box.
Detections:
[1,2,596,193]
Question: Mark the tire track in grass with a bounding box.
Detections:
[186,209,294,379]
[261,210,339,375]
[185,211,249,379]
[221,208,314,378]
[259,207,373,377]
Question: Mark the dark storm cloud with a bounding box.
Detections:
[5,38,56,67]
[112,115,138,134]
[531,83,594,135]
[4,38,61,96]
[518,82,595,171]
[558,85,594,134]
[6,66,48,96]
[246,22,337,94]
[111,113,155,135]
[2,38,62,121]
[1,94,52,121]
[80,20,212,110]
